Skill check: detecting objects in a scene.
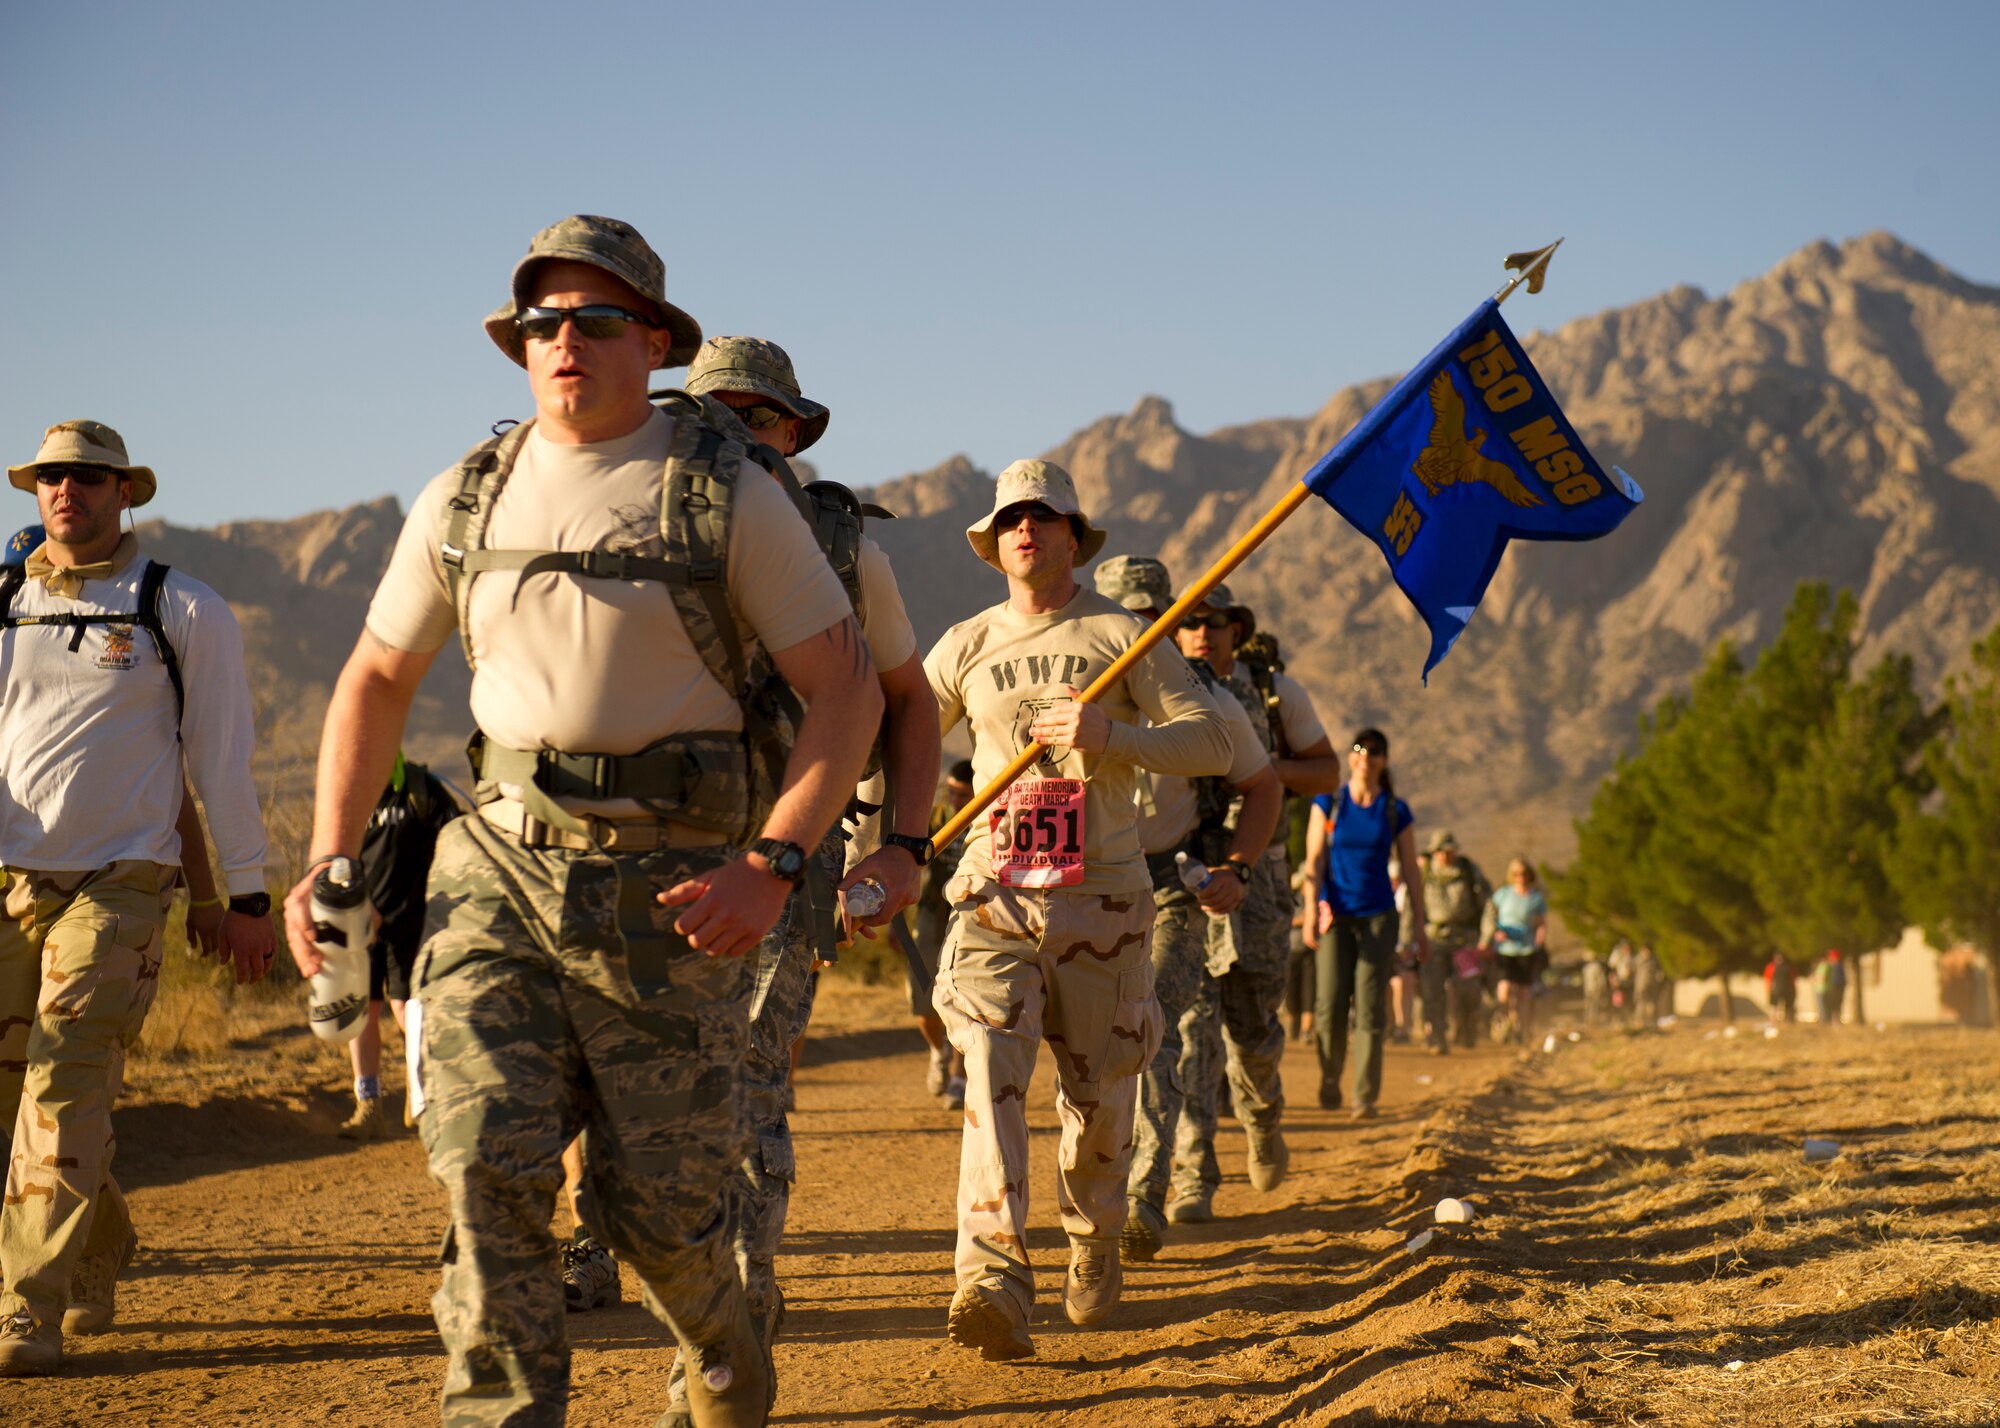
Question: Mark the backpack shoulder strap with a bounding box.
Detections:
[137,560,185,733]
[437,419,535,669]
[1243,657,1289,759]
[804,481,867,612]
[655,398,750,699]
[0,564,23,622]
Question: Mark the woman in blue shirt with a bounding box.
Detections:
[1482,857,1549,1044]
[1304,728,1427,1117]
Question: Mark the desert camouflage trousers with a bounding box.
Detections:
[416,814,755,1428]
[0,860,173,1328]
[1126,891,1208,1212]
[1172,847,1290,1202]
[933,877,1160,1317]
[665,834,840,1412]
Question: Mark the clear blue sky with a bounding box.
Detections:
[3,0,1994,527]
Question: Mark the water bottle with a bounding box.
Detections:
[842,878,887,920]
[307,856,371,1044]
[1174,851,1213,894]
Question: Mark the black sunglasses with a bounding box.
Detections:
[35,466,115,488]
[515,305,654,342]
[729,405,789,431]
[1352,742,1387,758]
[995,502,1065,527]
[1179,613,1233,631]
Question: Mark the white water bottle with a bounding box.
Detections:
[843,878,887,920]
[1175,852,1213,894]
[307,856,371,1044]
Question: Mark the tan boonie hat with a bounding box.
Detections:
[1428,829,1460,853]
[484,214,704,371]
[685,337,830,452]
[8,421,156,507]
[1195,579,1256,638]
[1093,555,1173,612]
[965,459,1107,569]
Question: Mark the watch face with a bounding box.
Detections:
[231,893,273,917]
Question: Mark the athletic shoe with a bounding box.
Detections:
[1119,1199,1166,1263]
[64,1228,138,1335]
[1246,1123,1289,1192]
[561,1235,622,1312]
[946,1284,1034,1361]
[942,1075,967,1112]
[1166,1189,1213,1225]
[337,1095,392,1142]
[926,1048,951,1098]
[1317,1083,1342,1111]
[1352,1101,1378,1121]
[0,1311,60,1377]
[1064,1239,1121,1326]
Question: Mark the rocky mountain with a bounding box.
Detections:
[147,232,2000,869]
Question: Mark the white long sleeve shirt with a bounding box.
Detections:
[0,542,268,894]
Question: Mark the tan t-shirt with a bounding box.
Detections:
[368,409,852,761]
[854,535,917,672]
[1270,671,1328,753]
[1138,678,1271,854]
[924,587,1231,896]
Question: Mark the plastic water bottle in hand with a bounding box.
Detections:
[842,878,887,920]
[307,856,371,1045]
[1175,852,1214,895]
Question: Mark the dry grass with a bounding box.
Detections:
[1394,1024,2000,1424]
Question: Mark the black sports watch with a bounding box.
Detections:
[228,892,273,918]
[748,838,809,886]
[884,833,935,866]
[1220,858,1255,885]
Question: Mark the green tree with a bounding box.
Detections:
[1895,627,2000,1028]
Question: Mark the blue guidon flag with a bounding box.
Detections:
[1303,298,1642,678]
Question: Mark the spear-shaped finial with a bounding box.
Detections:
[1495,239,1564,304]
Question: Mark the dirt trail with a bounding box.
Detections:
[5,987,1993,1426]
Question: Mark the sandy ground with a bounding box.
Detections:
[3,980,1995,1427]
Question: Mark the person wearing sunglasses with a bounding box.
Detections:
[1161,582,1339,1223]
[1092,555,1281,1264]
[639,335,936,1422]
[1303,729,1428,1118]
[924,464,1231,1361]
[0,421,275,1377]
[284,215,882,1426]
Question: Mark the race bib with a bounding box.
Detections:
[989,777,1086,888]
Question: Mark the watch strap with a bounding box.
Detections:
[885,833,935,866]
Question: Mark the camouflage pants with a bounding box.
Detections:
[933,877,1159,1317]
[1126,891,1207,1213]
[1171,848,1290,1201]
[0,861,173,1328]
[416,815,754,1428]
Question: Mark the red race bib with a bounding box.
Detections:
[989,777,1086,888]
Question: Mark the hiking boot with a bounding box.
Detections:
[1246,1123,1289,1193]
[0,1311,60,1377]
[65,1227,138,1335]
[1317,1083,1342,1111]
[1064,1239,1121,1326]
[561,1235,622,1312]
[337,1095,392,1142]
[946,1283,1034,1362]
[1119,1199,1166,1264]
[942,1075,966,1112]
[926,1048,951,1098]
[1166,1188,1213,1225]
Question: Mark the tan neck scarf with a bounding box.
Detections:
[24,531,141,599]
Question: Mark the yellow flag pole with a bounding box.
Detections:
[930,239,1565,854]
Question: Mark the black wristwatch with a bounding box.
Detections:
[1221,858,1254,885]
[748,838,809,886]
[884,833,935,866]
[228,892,272,918]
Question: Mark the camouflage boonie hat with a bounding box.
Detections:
[966,459,1108,569]
[1093,555,1173,612]
[1428,828,1460,853]
[8,420,157,507]
[685,337,830,453]
[1193,579,1255,638]
[483,214,703,371]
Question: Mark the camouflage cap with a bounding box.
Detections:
[1093,554,1174,612]
[1428,828,1460,853]
[965,459,1108,570]
[483,214,704,371]
[8,420,156,507]
[1193,579,1256,638]
[684,337,830,452]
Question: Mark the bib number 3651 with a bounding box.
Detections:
[989,777,1086,888]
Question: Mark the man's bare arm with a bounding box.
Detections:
[283,631,436,974]
[840,651,942,929]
